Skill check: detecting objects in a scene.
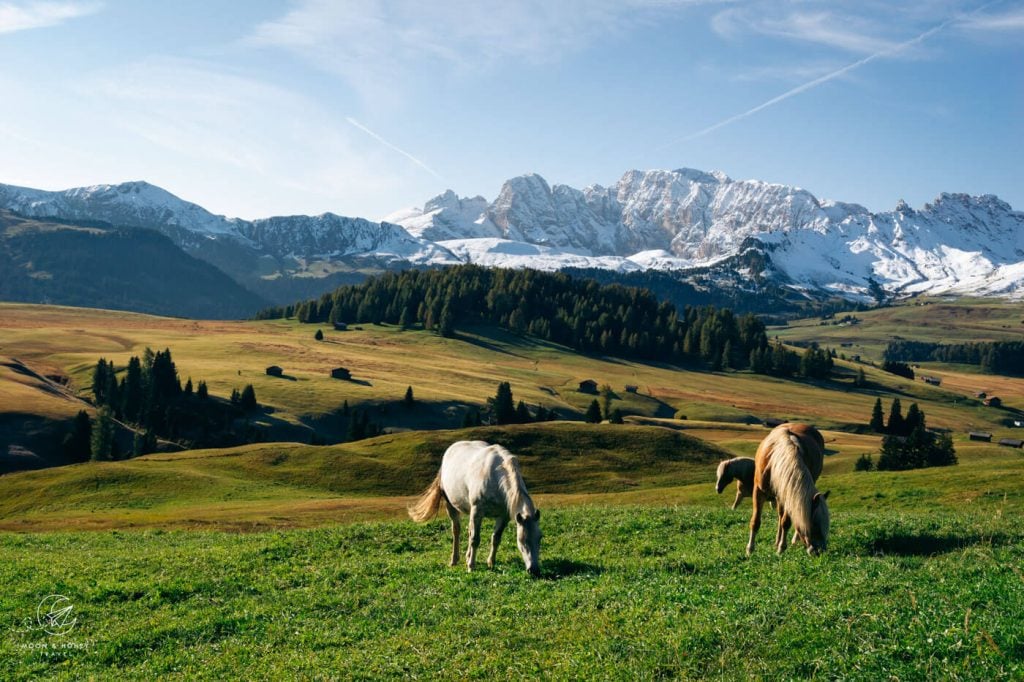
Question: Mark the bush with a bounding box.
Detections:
[854,453,874,471]
[314,329,324,341]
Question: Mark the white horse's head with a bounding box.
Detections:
[515,510,542,577]
[715,460,733,494]
[806,491,831,555]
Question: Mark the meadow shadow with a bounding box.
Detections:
[865,532,1007,556]
[540,558,603,580]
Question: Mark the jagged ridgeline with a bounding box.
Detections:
[258,265,784,370]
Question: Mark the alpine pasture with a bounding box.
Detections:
[0,301,1022,678]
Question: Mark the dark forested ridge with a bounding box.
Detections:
[258,265,803,373]
[0,211,267,319]
[884,339,1024,376]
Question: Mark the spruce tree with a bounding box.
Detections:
[869,398,885,432]
[887,398,904,435]
[197,381,208,399]
[240,384,258,411]
[515,400,532,423]
[491,382,516,425]
[404,386,415,408]
[91,409,116,461]
[610,408,624,424]
[63,410,92,463]
[585,399,603,424]
[314,329,324,341]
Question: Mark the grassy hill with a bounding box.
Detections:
[1,300,1023,678]
[3,302,1022,467]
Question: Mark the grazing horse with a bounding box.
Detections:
[747,424,830,556]
[409,440,542,576]
[715,457,756,510]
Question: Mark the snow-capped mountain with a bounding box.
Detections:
[388,169,1024,300]
[0,180,456,270]
[3,169,1022,307]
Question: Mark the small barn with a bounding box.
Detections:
[330,367,351,380]
[764,417,789,428]
[624,384,638,393]
[578,379,598,394]
[968,431,992,442]
[265,365,283,377]
[333,322,348,331]
[984,396,1002,407]
[998,438,1023,449]
[921,376,942,386]
[975,391,987,399]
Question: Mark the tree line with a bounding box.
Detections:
[858,397,956,471]
[884,340,1024,376]
[256,265,805,376]
[64,348,263,462]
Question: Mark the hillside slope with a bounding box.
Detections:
[0,212,267,318]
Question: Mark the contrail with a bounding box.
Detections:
[662,9,976,148]
[345,116,444,180]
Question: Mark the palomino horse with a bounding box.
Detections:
[715,457,756,510]
[747,423,830,556]
[409,440,542,576]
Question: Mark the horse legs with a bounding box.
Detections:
[487,517,508,569]
[732,486,744,510]
[444,498,461,567]
[746,487,767,557]
[775,506,792,554]
[465,505,483,572]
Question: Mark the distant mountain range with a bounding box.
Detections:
[1,169,1021,318]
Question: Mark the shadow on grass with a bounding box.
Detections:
[865,532,1009,556]
[540,558,603,580]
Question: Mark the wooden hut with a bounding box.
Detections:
[998,438,1023,449]
[578,379,598,394]
[921,376,942,386]
[984,396,1002,407]
[968,432,992,442]
[624,384,638,393]
[333,322,348,331]
[265,365,283,377]
[330,367,351,380]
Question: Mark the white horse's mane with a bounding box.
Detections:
[497,449,534,517]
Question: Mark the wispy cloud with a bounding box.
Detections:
[961,6,1024,31]
[0,0,101,34]
[345,117,443,181]
[666,13,960,146]
[246,0,730,103]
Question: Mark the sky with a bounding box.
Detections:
[0,0,1021,221]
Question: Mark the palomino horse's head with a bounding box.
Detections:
[515,510,542,577]
[805,490,831,555]
[715,460,733,494]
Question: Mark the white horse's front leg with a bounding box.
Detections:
[487,517,508,569]
[465,505,483,572]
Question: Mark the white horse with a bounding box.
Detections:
[409,440,542,576]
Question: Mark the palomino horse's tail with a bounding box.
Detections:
[408,473,445,522]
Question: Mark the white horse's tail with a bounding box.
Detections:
[408,473,445,522]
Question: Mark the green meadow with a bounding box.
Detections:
[1,300,1023,678]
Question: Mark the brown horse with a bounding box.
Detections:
[746,423,830,556]
[715,457,756,510]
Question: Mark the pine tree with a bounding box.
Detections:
[197,381,208,399]
[600,384,614,420]
[869,398,885,432]
[183,378,193,396]
[404,386,415,409]
[62,410,92,463]
[855,367,867,387]
[904,403,923,436]
[240,384,258,411]
[91,408,116,461]
[887,398,904,435]
[314,329,324,341]
[491,382,516,425]
[398,307,412,330]
[610,408,624,424]
[585,399,603,424]
[438,302,455,338]
[515,400,532,423]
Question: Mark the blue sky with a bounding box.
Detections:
[0,0,1021,220]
